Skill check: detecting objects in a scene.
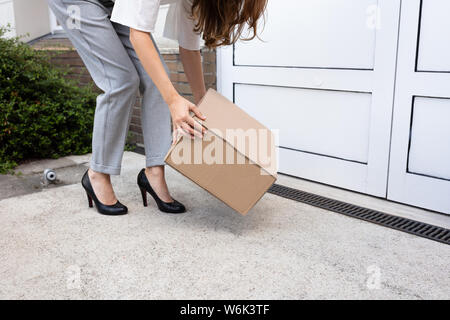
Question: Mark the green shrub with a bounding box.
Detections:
[0,27,97,174]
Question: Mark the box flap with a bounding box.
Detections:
[194,89,277,177]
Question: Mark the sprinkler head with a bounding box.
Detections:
[43,169,57,183]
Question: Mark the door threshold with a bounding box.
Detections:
[275,173,450,230]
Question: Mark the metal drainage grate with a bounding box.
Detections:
[268,184,450,245]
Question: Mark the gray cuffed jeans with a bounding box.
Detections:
[48,0,172,175]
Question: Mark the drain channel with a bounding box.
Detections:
[268,184,450,245]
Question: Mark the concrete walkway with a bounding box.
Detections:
[0,152,449,299]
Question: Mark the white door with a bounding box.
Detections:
[0,0,17,37]
[388,0,450,214]
[217,0,401,197]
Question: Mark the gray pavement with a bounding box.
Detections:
[0,152,449,299]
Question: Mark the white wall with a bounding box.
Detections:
[0,0,50,41]
[0,0,16,37]
[13,0,51,42]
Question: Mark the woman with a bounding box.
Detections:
[48,0,267,215]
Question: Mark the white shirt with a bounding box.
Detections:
[110,0,201,50]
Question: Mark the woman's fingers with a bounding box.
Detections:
[172,125,179,145]
[172,124,189,144]
[184,116,205,137]
[189,105,207,134]
[170,97,207,141]
[192,107,207,134]
[190,105,206,121]
[191,122,204,139]
[172,131,176,145]
[180,122,196,138]
[174,119,204,141]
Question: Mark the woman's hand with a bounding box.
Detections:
[168,94,207,144]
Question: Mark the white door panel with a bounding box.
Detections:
[416,0,450,72]
[408,97,450,180]
[234,0,377,69]
[218,0,401,196]
[388,0,450,214]
[234,84,372,163]
[221,66,373,93]
[279,148,368,192]
[0,0,16,37]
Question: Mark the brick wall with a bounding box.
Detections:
[33,37,217,147]
[131,49,217,145]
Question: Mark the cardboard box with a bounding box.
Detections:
[165,89,277,215]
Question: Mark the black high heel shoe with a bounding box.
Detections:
[137,168,186,214]
[81,170,128,216]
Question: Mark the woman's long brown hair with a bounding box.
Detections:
[191,0,268,48]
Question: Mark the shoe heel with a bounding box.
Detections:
[140,187,148,207]
[86,192,93,208]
